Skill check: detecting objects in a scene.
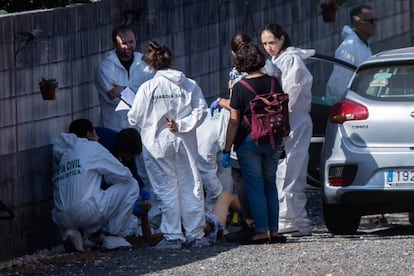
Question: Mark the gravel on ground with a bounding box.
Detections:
[1,187,414,275]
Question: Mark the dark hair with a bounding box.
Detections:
[230,32,252,53]
[69,119,94,138]
[144,41,173,71]
[112,25,135,45]
[234,43,266,73]
[260,23,291,51]
[116,128,142,156]
[350,4,372,24]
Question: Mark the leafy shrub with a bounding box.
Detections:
[0,0,92,13]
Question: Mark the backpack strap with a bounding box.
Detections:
[238,79,254,127]
[238,77,276,95]
[238,79,257,95]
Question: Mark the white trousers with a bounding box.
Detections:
[52,178,139,237]
[276,113,312,232]
[143,142,206,242]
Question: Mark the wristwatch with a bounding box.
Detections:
[216,97,221,104]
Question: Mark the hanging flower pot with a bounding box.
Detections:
[320,0,338,22]
[39,78,58,100]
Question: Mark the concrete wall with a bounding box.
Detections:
[0,0,412,261]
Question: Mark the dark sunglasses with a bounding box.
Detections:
[361,17,378,24]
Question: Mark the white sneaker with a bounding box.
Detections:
[62,229,84,252]
[155,238,182,250]
[102,235,132,249]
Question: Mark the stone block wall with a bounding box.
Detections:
[0,0,412,261]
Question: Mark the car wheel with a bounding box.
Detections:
[409,212,414,225]
[323,202,361,235]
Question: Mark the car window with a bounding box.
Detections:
[350,64,414,100]
[306,54,356,107]
[307,60,334,106]
[305,56,356,137]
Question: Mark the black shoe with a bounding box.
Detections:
[240,237,270,245]
[225,226,255,243]
[270,235,287,244]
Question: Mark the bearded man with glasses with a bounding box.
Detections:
[326,4,377,101]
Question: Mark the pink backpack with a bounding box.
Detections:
[238,77,290,150]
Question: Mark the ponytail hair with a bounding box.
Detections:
[230,31,252,53]
[145,41,173,71]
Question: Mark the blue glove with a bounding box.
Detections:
[139,188,151,201]
[133,201,147,217]
[210,100,222,117]
[133,188,151,218]
[221,152,231,168]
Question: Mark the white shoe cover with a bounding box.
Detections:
[102,235,132,249]
[62,229,85,252]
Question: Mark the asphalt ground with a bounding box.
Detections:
[1,187,414,275]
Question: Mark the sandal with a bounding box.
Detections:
[270,235,287,244]
[240,237,270,245]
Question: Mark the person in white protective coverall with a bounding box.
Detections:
[127,41,209,250]
[94,25,154,132]
[197,108,231,212]
[94,25,154,205]
[197,107,241,231]
[51,119,139,252]
[261,23,314,236]
[326,4,377,101]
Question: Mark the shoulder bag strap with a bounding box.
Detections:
[238,79,257,95]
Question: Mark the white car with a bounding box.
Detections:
[321,47,414,234]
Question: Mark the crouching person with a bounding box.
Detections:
[51,119,139,251]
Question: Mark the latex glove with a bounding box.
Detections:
[133,188,152,217]
[139,188,151,201]
[133,201,148,217]
[210,100,222,117]
[221,152,231,168]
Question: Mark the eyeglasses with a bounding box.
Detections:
[361,17,378,24]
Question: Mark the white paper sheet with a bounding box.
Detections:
[115,87,135,111]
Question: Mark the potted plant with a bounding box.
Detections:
[39,78,58,100]
[317,0,345,22]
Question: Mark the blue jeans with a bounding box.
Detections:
[236,135,281,233]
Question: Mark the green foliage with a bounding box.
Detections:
[39,78,58,87]
[0,0,92,13]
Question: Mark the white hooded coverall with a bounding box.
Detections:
[326,25,373,100]
[128,68,208,242]
[197,108,232,212]
[272,47,314,234]
[94,50,154,132]
[95,50,154,195]
[51,133,139,237]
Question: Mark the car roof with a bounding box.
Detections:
[361,47,414,66]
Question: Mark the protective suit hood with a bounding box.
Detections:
[53,133,85,163]
[326,25,372,100]
[270,46,313,114]
[156,69,186,86]
[106,50,144,69]
[341,25,359,41]
[277,47,316,60]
